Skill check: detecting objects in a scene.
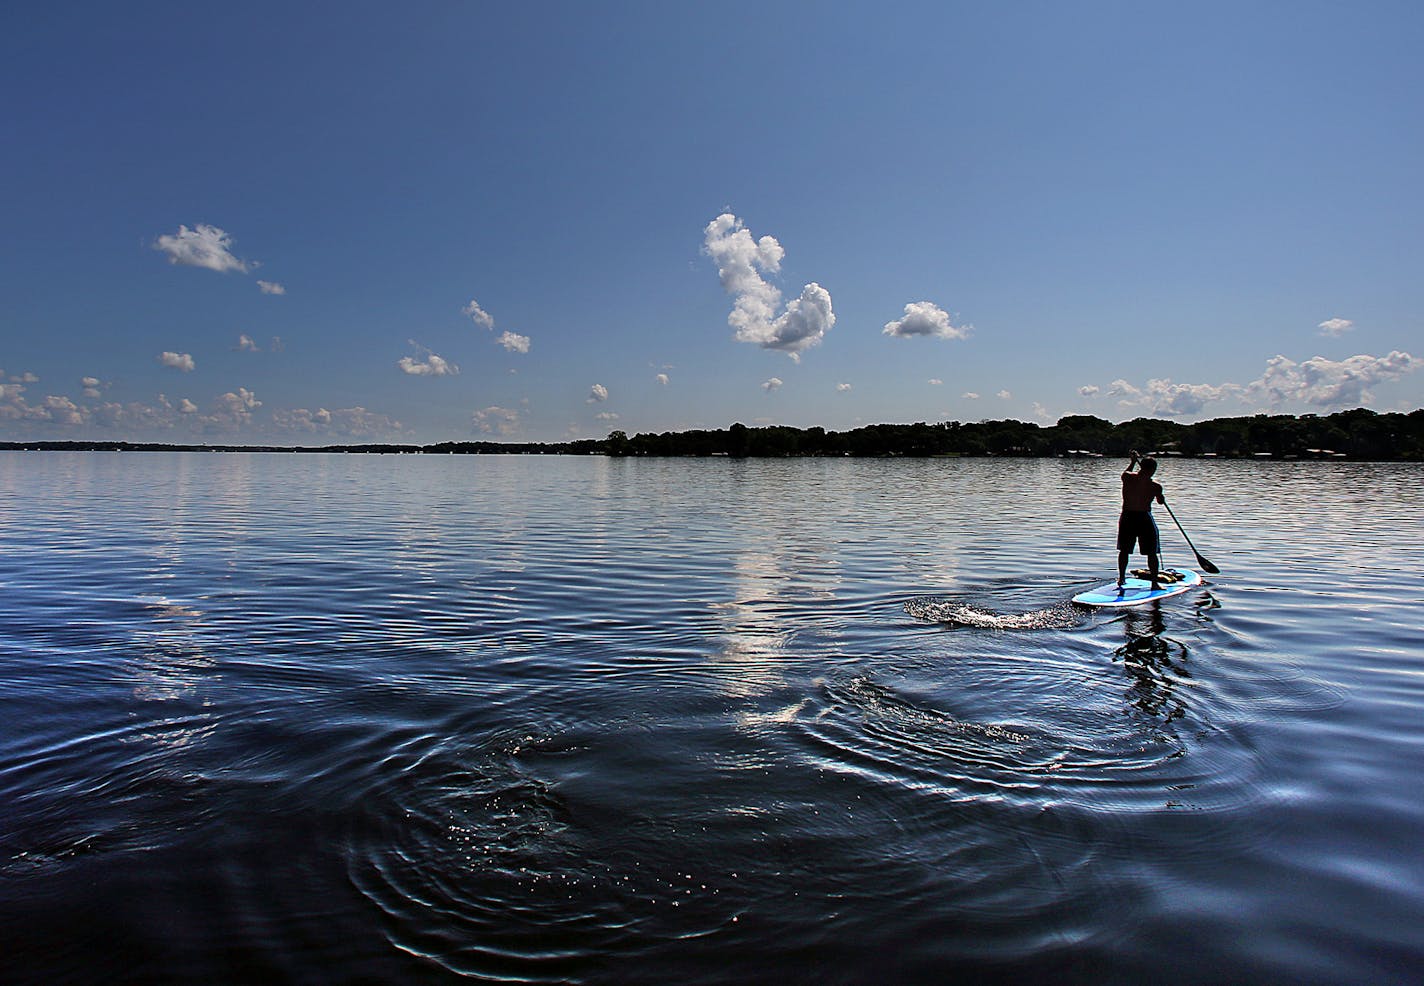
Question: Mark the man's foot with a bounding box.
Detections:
[1150,583,1162,591]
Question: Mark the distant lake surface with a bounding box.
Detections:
[2,452,1421,984]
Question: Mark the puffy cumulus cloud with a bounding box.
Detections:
[237,334,260,352]
[472,406,521,436]
[463,299,495,329]
[270,336,285,353]
[997,390,1012,399]
[271,406,402,438]
[158,351,196,372]
[703,213,835,360]
[153,224,251,273]
[882,301,970,341]
[762,377,783,392]
[204,388,262,431]
[1032,402,1052,421]
[1099,350,1418,417]
[257,280,286,295]
[81,376,103,398]
[1247,351,1417,409]
[9,371,39,384]
[961,390,977,398]
[595,411,620,421]
[497,330,530,353]
[656,373,670,386]
[1318,317,1353,337]
[587,383,608,403]
[397,342,458,377]
[1078,385,1100,398]
[836,382,852,392]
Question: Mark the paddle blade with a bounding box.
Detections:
[1197,554,1220,575]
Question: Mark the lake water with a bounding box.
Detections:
[1,453,1421,984]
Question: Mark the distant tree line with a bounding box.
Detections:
[3,408,1422,460]
[597,408,1424,460]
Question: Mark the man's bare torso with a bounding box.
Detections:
[1121,471,1163,512]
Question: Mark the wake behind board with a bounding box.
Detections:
[1072,568,1203,608]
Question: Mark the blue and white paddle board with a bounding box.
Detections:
[1072,568,1203,608]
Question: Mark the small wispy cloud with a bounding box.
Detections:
[595,411,620,421]
[1078,385,1100,398]
[257,280,286,295]
[1318,317,1354,337]
[158,351,196,372]
[882,301,970,341]
[463,299,495,330]
[587,383,609,403]
[472,405,520,436]
[656,373,670,386]
[836,382,852,392]
[961,390,978,399]
[237,334,261,352]
[762,377,783,392]
[81,376,102,398]
[497,330,530,353]
[997,390,1012,399]
[153,224,251,273]
[397,342,458,377]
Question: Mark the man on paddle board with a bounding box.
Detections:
[1118,450,1165,590]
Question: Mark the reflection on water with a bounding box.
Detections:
[0,453,1422,984]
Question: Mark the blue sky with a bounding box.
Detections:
[3,1,1421,444]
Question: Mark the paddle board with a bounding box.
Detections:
[1072,568,1203,608]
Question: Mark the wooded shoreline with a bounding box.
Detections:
[2,408,1422,460]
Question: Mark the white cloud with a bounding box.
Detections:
[272,406,401,438]
[153,224,251,273]
[703,213,835,360]
[588,383,609,402]
[1247,351,1416,409]
[1100,350,1418,416]
[178,398,198,414]
[1032,402,1051,421]
[158,351,196,372]
[497,330,530,353]
[762,377,783,391]
[961,390,978,398]
[882,301,970,341]
[836,382,852,392]
[997,390,1012,399]
[463,299,495,329]
[270,336,285,353]
[472,405,521,436]
[257,280,286,295]
[202,387,262,431]
[398,343,458,377]
[10,371,39,383]
[237,334,260,352]
[656,373,670,386]
[81,376,102,398]
[1078,385,1100,398]
[1318,317,1353,337]
[595,411,620,421]
[928,379,943,386]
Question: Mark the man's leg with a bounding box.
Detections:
[1117,550,1129,588]
[1148,552,1160,590]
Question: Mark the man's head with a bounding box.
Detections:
[1140,456,1157,476]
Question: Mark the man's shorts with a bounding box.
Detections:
[1117,510,1160,554]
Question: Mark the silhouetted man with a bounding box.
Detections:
[1118,450,1165,590]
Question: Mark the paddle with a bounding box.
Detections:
[1161,500,1219,574]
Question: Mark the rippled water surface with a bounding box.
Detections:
[2,453,1421,984]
